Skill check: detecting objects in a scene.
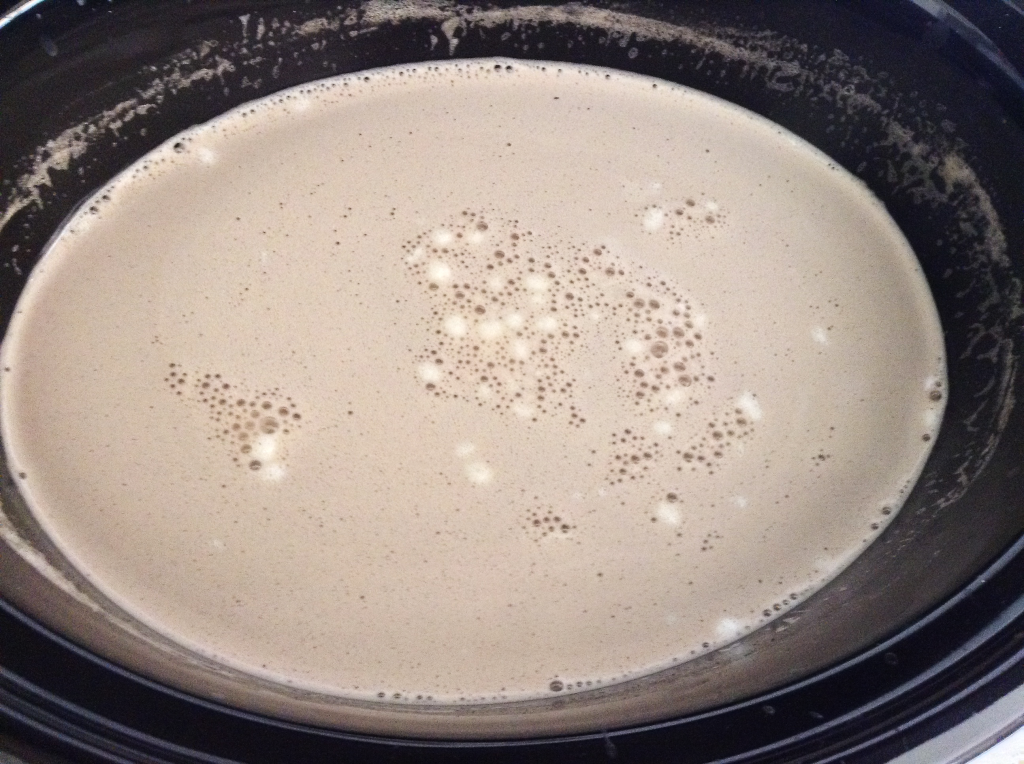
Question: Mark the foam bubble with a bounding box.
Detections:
[655,503,683,525]
[535,316,558,333]
[418,363,442,384]
[512,403,535,419]
[251,434,278,461]
[454,442,476,458]
[811,326,829,345]
[465,461,494,485]
[643,206,666,232]
[477,320,504,340]
[663,389,687,407]
[427,261,453,284]
[260,463,286,482]
[653,421,673,436]
[624,338,645,355]
[524,274,549,292]
[715,618,742,640]
[432,229,455,246]
[501,313,524,331]
[197,147,217,165]
[737,392,763,422]
[444,315,469,337]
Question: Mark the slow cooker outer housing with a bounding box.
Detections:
[0,0,1022,761]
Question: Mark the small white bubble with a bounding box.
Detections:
[656,503,682,525]
[512,339,531,360]
[512,402,535,419]
[653,420,673,436]
[465,461,494,485]
[468,230,486,245]
[737,392,763,422]
[504,313,525,330]
[664,388,687,407]
[261,463,286,482]
[705,200,720,213]
[455,442,476,458]
[432,229,455,246]
[923,409,939,428]
[811,326,829,345]
[624,338,645,355]
[924,375,942,391]
[732,496,748,508]
[418,363,442,383]
[405,246,426,264]
[535,315,558,333]
[478,320,504,340]
[444,315,469,337]
[252,434,278,461]
[589,311,602,322]
[198,147,217,164]
[211,539,226,551]
[487,275,504,291]
[427,261,453,284]
[524,274,550,292]
[692,313,708,330]
[293,97,312,112]
[716,618,742,639]
[643,206,666,232]
[477,383,493,400]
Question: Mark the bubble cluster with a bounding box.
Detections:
[638,196,729,240]
[404,212,764,542]
[163,363,302,476]
[700,530,724,552]
[604,397,759,485]
[680,404,758,475]
[521,504,577,542]
[607,287,711,417]
[762,591,803,618]
[405,214,590,426]
[403,212,723,425]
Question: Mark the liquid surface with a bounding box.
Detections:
[0,60,945,703]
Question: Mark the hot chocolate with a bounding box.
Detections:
[0,60,946,703]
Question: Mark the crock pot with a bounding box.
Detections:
[0,1,1023,761]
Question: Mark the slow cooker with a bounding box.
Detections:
[0,1,1023,761]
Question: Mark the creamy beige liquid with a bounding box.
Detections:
[0,60,945,703]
